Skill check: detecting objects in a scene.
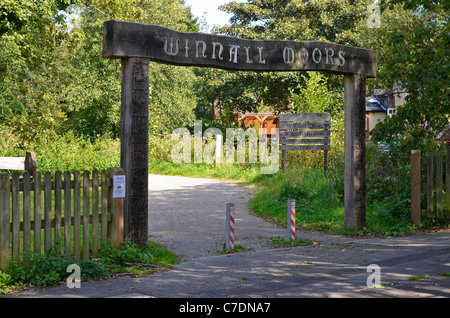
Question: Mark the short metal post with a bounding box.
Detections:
[286,199,295,241]
[226,203,235,250]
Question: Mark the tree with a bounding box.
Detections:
[290,72,342,117]
[367,0,449,155]
[61,0,200,139]
[0,0,72,145]
[201,0,372,118]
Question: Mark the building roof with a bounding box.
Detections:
[366,96,386,113]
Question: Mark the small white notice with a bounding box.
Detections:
[113,175,126,198]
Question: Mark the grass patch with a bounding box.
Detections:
[270,237,318,247]
[217,245,249,254]
[248,168,344,233]
[409,274,430,281]
[149,157,270,184]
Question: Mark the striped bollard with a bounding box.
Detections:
[226,203,235,250]
[286,199,296,241]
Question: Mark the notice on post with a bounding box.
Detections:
[113,175,126,198]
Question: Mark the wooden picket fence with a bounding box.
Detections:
[411,146,450,225]
[0,168,124,270]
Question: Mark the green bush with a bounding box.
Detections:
[1,239,178,292]
[7,244,76,286]
[0,126,121,173]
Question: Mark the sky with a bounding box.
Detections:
[184,0,246,31]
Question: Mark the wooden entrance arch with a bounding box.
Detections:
[102,20,377,246]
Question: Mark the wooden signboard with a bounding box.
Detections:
[102,20,377,245]
[279,113,331,173]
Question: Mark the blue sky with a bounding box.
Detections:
[184,0,246,30]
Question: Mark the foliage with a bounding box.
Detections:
[365,1,449,155]
[0,0,71,143]
[0,125,120,173]
[201,0,372,116]
[248,168,343,231]
[0,0,200,148]
[61,0,200,139]
[218,0,371,45]
[290,71,344,117]
[1,239,178,292]
[7,244,77,286]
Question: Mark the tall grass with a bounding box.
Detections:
[0,126,120,173]
[248,168,344,232]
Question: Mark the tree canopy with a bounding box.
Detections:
[195,0,372,121]
[0,0,447,158]
[0,0,200,145]
[366,0,449,154]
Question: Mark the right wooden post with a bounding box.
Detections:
[411,150,421,226]
[343,74,367,231]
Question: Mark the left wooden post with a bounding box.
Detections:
[121,57,149,247]
[0,173,10,270]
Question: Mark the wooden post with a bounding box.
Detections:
[11,173,20,261]
[446,144,450,217]
[23,172,31,254]
[120,57,149,247]
[92,170,99,257]
[343,74,367,231]
[73,171,81,259]
[411,150,421,226]
[64,171,72,254]
[33,171,41,254]
[108,167,125,250]
[0,173,10,270]
[82,171,90,261]
[44,171,52,253]
[427,151,434,217]
[436,151,443,218]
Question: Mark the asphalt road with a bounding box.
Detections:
[2,174,450,301]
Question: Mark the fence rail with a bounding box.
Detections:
[0,168,124,270]
[411,146,449,225]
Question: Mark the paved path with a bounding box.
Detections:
[3,175,450,301]
[147,174,284,260]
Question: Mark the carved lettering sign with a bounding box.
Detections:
[103,20,377,77]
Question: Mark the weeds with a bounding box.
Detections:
[0,239,178,294]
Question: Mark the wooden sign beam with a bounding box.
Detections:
[102,20,378,245]
[103,20,377,77]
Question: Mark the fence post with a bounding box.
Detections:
[411,150,421,226]
[286,199,296,241]
[215,134,222,167]
[436,151,443,218]
[0,173,10,271]
[446,144,450,218]
[225,203,235,251]
[108,167,125,250]
[427,151,434,217]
